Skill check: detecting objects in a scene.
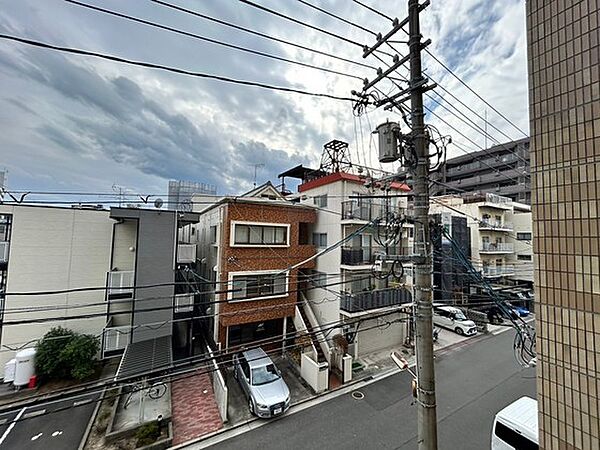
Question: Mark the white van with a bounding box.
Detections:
[491,396,538,449]
[432,305,477,336]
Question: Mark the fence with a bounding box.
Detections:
[207,346,228,422]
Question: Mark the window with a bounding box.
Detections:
[313,194,328,208]
[517,232,532,240]
[312,233,327,248]
[494,422,538,450]
[518,254,532,261]
[209,225,217,243]
[232,223,289,246]
[231,272,288,301]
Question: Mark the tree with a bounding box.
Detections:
[36,327,99,382]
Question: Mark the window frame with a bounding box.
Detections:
[516,232,532,241]
[228,270,289,302]
[230,221,290,247]
[312,232,328,248]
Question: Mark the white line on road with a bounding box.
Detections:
[0,407,26,446]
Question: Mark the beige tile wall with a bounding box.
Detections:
[526,0,600,448]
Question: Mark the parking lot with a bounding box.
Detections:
[225,354,313,425]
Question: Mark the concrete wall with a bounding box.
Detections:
[0,205,112,368]
[131,210,176,343]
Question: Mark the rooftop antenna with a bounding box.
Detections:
[252,163,265,187]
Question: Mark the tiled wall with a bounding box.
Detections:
[526,0,600,448]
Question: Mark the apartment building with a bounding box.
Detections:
[430,193,533,290]
[279,167,414,358]
[432,138,531,204]
[527,1,600,448]
[0,204,198,372]
[193,183,316,351]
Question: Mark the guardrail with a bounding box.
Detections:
[107,270,134,296]
[480,242,514,252]
[341,287,411,313]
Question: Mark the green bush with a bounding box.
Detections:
[36,327,99,382]
[135,422,161,447]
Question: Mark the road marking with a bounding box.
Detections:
[0,419,6,426]
[23,409,46,419]
[31,432,43,441]
[0,407,26,446]
[73,399,92,407]
[52,430,63,437]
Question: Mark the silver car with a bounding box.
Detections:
[233,348,291,418]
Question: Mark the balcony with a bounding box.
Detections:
[0,241,8,263]
[479,242,514,253]
[177,243,196,263]
[341,287,412,313]
[107,270,134,297]
[103,324,131,353]
[482,265,515,277]
[479,220,513,231]
[341,247,375,266]
[342,200,380,222]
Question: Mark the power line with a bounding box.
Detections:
[351,0,394,21]
[63,0,364,81]
[149,0,377,70]
[0,34,360,103]
[295,0,377,36]
[237,0,393,58]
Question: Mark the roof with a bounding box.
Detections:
[495,396,538,441]
[194,195,315,215]
[242,348,271,368]
[241,181,285,200]
[278,164,326,180]
[444,137,530,166]
[298,171,410,193]
[115,336,173,381]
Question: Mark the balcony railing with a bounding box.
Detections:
[107,270,134,296]
[342,200,378,221]
[103,325,130,353]
[341,287,412,313]
[341,247,375,266]
[482,265,515,277]
[479,220,513,231]
[177,243,197,263]
[480,242,514,252]
[0,241,8,263]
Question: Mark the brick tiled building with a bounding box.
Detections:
[527,0,600,448]
[194,183,316,350]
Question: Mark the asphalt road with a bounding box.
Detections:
[208,329,536,450]
[0,393,98,449]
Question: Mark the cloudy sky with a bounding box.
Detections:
[0,0,529,200]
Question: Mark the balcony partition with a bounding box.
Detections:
[341,287,412,313]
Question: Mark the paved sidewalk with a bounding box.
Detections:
[171,373,223,446]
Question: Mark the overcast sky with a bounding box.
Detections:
[0,0,529,200]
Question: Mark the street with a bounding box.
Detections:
[0,393,98,449]
[205,329,536,450]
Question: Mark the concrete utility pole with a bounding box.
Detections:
[408,0,438,448]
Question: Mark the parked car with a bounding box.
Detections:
[491,396,538,449]
[512,305,530,317]
[433,306,477,336]
[233,348,291,418]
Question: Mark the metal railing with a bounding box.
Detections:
[482,265,515,277]
[341,200,377,221]
[0,241,8,263]
[107,270,135,296]
[341,247,373,265]
[177,243,196,263]
[480,242,514,252]
[479,220,513,230]
[341,287,412,313]
[174,293,194,313]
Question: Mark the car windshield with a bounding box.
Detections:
[251,364,280,386]
[454,311,468,321]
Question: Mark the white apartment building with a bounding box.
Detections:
[430,193,533,287]
[288,170,414,358]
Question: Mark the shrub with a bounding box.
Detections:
[36,327,99,382]
[135,422,161,448]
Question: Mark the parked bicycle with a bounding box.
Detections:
[123,380,167,409]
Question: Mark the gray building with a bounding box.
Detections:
[168,180,216,211]
[433,138,531,204]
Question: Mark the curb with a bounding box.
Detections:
[77,389,105,450]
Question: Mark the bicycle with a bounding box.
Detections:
[123,380,167,409]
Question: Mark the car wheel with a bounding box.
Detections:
[455,327,464,335]
[248,398,255,415]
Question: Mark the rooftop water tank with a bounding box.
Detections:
[14,348,36,387]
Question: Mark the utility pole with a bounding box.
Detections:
[353,1,438,448]
[408,0,438,447]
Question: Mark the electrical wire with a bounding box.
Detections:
[0,34,360,103]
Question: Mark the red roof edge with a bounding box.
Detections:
[299,171,410,193]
